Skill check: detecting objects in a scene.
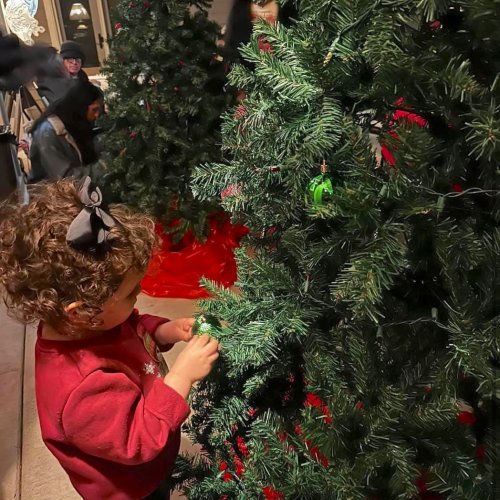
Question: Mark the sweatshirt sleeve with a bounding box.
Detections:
[61,371,190,465]
[137,313,173,352]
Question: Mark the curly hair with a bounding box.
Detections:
[0,179,157,326]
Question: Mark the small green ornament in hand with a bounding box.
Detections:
[192,314,222,336]
[307,160,334,206]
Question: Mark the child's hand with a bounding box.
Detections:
[164,334,220,398]
[171,334,219,383]
[155,318,194,345]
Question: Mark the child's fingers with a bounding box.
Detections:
[207,352,219,363]
[203,338,219,355]
[183,318,195,331]
[186,335,199,347]
[196,334,212,346]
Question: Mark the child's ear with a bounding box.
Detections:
[65,301,83,315]
[64,302,104,329]
[64,301,101,326]
[64,301,87,325]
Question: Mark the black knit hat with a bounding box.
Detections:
[60,41,85,63]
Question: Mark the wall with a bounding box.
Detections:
[209,0,233,26]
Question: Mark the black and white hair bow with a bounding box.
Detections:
[66,176,116,252]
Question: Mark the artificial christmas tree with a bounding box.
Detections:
[101,0,227,229]
[175,0,499,498]
[101,0,249,299]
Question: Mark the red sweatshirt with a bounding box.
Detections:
[35,310,190,499]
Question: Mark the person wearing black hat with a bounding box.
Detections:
[35,41,89,105]
[60,41,89,82]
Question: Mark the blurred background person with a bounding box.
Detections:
[35,46,72,105]
[28,80,103,182]
[0,30,52,86]
[223,0,297,68]
[36,41,89,105]
[60,40,89,82]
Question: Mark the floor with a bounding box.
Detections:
[0,294,199,499]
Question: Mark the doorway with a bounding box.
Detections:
[54,0,110,73]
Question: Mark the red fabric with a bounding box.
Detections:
[35,311,190,500]
[142,213,249,299]
[381,98,428,167]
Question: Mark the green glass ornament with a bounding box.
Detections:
[192,314,222,336]
[307,160,334,206]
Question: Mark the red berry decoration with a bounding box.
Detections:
[475,445,485,462]
[221,183,241,200]
[308,444,329,467]
[115,22,122,30]
[262,486,284,500]
[129,132,137,139]
[258,35,273,52]
[219,461,232,482]
[277,431,287,442]
[234,104,246,120]
[457,410,476,425]
[143,1,152,6]
[234,456,245,477]
[304,392,323,408]
[452,183,464,192]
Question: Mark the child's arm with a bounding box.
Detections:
[154,318,194,346]
[61,335,218,465]
[136,312,194,349]
[61,371,190,465]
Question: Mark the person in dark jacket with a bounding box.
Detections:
[36,41,89,105]
[60,40,89,82]
[35,47,73,105]
[28,80,103,183]
[224,0,297,67]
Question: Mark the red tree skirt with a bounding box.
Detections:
[141,212,249,299]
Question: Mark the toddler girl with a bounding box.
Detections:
[0,177,219,499]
